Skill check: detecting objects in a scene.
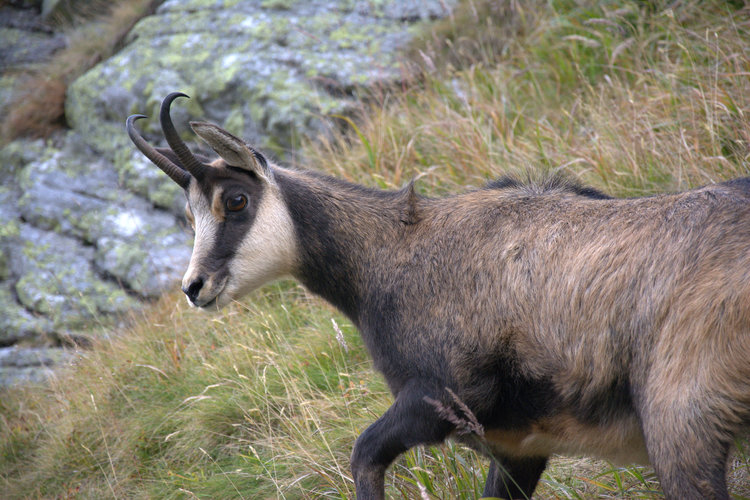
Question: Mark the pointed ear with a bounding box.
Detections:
[190,121,274,184]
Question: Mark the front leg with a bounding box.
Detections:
[350,379,455,500]
[483,455,548,499]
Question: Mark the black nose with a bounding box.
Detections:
[182,277,204,303]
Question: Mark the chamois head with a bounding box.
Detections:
[127,93,296,308]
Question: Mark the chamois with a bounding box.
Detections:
[127,93,750,500]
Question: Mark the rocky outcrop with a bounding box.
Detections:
[0,0,454,384]
[0,0,66,117]
[66,0,454,206]
[0,345,75,386]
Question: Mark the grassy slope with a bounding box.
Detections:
[2,1,750,498]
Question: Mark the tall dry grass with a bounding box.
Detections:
[308,1,749,198]
[1,1,749,498]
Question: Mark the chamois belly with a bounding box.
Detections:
[464,414,650,465]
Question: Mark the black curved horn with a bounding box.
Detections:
[126,114,191,189]
[160,92,210,181]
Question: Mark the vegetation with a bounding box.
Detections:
[2,0,750,498]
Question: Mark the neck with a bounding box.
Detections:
[275,168,415,322]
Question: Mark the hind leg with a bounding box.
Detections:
[646,432,731,500]
[482,455,548,499]
[641,403,732,500]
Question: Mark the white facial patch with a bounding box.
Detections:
[182,182,224,305]
[220,184,297,306]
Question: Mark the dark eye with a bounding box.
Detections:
[226,194,247,212]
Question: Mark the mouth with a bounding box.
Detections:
[187,276,228,309]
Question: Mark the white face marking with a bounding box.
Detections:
[220,184,297,306]
[182,182,224,307]
[181,179,297,309]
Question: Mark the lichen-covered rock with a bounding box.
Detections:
[114,146,186,213]
[0,245,9,282]
[0,178,22,296]
[0,3,65,72]
[66,0,455,165]
[0,346,74,386]
[10,223,138,327]
[0,137,49,179]
[94,229,191,298]
[0,2,66,119]
[14,134,192,295]
[0,284,53,345]
[0,26,65,71]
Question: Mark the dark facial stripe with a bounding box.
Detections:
[194,170,266,275]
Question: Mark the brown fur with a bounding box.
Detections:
[129,97,750,500]
[271,168,750,499]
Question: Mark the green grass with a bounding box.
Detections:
[2,0,750,498]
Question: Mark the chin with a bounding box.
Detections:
[208,284,251,309]
[185,293,228,310]
[211,293,234,309]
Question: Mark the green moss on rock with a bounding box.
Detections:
[261,0,296,10]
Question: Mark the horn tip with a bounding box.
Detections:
[126,114,148,123]
[165,91,190,102]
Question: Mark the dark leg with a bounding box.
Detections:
[482,455,548,499]
[350,379,455,500]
